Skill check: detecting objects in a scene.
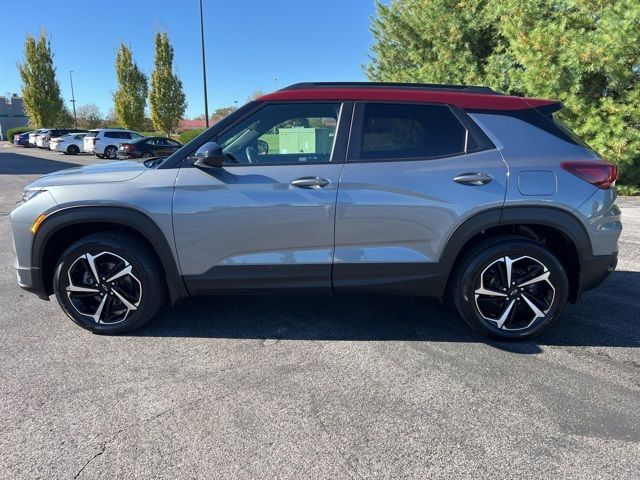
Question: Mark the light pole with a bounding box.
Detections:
[69,70,77,128]
[199,0,209,128]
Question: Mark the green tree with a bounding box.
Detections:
[18,29,66,127]
[149,32,186,135]
[368,0,640,186]
[113,42,148,131]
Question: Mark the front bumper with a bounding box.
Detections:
[15,262,49,300]
[11,190,58,300]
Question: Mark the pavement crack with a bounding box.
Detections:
[73,442,106,479]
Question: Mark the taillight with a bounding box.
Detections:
[560,160,618,189]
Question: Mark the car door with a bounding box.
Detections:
[173,101,352,294]
[333,102,507,295]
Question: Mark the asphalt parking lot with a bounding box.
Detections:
[0,144,639,479]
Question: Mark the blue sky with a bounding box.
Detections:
[0,0,377,118]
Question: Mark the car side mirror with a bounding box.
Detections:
[192,141,224,169]
[257,139,269,155]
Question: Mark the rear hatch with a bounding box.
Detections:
[83,130,99,151]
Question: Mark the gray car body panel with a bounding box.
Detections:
[10,97,621,302]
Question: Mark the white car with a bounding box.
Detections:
[28,129,48,147]
[49,132,87,155]
[83,129,144,159]
[37,129,86,149]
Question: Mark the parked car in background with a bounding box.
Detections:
[49,132,88,155]
[28,129,48,147]
[83,129,144,159]
[37,129,87,149]
[14,131,33,146]
[117,136,182,159]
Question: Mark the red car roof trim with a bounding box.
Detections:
[258,88,557,111]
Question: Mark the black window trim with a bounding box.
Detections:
[347,101,496,164]
[177,100,354,168]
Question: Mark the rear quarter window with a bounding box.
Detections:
[356,103,468,161]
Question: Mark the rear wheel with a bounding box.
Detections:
[53,233,165,334]
[104,146,118,159]
[67,144,79,155]
[452,237,569,340]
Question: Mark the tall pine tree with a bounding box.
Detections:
[149,32,187,135]
[367,0,640,186]
[18,29,66,127]
[113,42,147,131]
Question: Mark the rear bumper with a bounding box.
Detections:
[579,250,618,295]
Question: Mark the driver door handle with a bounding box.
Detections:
[453,172,493,186]
[291,177,331,189]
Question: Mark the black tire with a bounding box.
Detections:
[53,232,165,334]
[141,152,154,158]
[104,146,118,159]
[451,236,569,340]
[96,154,104,159]
[67,144,80,155]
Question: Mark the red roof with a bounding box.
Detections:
[258,88,556,111]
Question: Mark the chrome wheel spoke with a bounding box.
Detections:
[496,299,516,329]
[518,271,550,288]
[521,293,546,320]
[91,294,109,323]
[504,256,514,286]
[475,286,507,297]
[107,264,132,283]
[112,287,139,312]
[66,285,99,294]
[85,253,101,283]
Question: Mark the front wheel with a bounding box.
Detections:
[452,237,569,340]
[53,233,166,333]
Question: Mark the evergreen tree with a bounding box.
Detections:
[149,32,186,135]
[368,0,640,185]
[18,29,66,127]
[113,42,148,131]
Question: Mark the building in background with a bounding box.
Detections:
[0,94,28,140]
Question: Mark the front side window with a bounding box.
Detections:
[213,103,341,165]
[357,103,467,161]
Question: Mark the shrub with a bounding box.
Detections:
[617,184,640,196]
[178,129,206,145]
[6,126,33,143]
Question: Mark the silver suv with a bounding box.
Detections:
[10,83,621,340]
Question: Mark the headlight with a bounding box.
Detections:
[20,188,47,204]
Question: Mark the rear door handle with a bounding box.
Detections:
[453,172,493,186]
[291,177,331,189]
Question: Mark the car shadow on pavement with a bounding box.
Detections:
[0,151,82,174]
[133,271,640,353]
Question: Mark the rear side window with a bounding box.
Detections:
[357,103,467,161]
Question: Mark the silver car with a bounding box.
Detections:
[10,82,621,339]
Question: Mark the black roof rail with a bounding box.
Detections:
[281,82,502,95]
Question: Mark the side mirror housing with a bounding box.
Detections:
[192,141,224,168]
